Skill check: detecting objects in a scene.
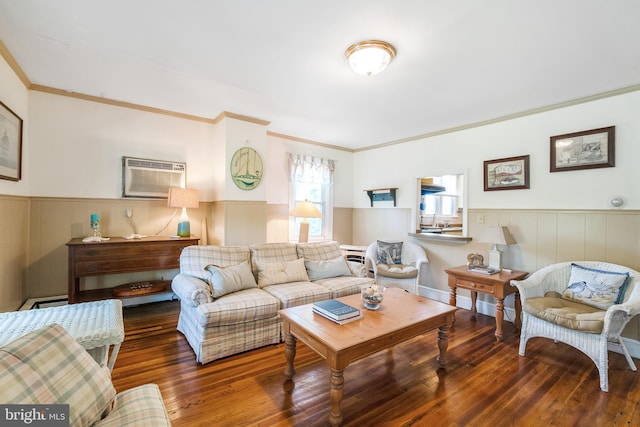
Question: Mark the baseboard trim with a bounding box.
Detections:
[418,285,640,360]
[19,292,178,310]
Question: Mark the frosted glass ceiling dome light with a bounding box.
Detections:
[345,40,396,76]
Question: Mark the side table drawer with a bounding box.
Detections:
[456,279,494,294]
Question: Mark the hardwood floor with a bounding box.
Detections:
[111,300,640,426]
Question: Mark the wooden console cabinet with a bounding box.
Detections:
[67,236,199,303]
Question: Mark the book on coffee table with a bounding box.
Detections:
[312,308,364,325]
[312,299,361,321]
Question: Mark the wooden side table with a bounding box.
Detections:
[444,265,528,341]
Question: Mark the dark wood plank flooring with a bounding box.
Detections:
[110,300,640,426]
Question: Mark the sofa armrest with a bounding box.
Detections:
[171,274,212,307]
[94,384,171,427]
[347,260,368,278]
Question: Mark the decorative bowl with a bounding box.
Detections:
[361,284,385,310]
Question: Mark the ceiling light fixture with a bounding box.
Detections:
[345,40,396,76]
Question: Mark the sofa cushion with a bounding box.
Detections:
[562,263,630,310]
[255,258,309,287]
[250,242,299,265]
[196,288,280,326]
[180,245,251,281]
[93,384,171,427]
[313,276,375,298]
[305,256,352,281]
[296,241,343,261]
[262,282,333,308]
[377,240,403,265]
[376,263,418,279]
[206,260,258,298]
[524,296,605,333]
[0,324,116,427]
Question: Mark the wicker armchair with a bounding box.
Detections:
[511,261,640,392]
[365,241,428,294]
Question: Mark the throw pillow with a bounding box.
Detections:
[205,260,258,298]
[305,256,352,281]
[562,263,630,310]
[255,257,309,287]
[0,324,116,427]
[377,240,403,265]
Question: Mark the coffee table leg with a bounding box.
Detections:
[329,368,344,427]
[436,325,449,369]
[495,297,504,341]
[284,333,297,379]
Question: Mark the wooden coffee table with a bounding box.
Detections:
[279,288,457,426]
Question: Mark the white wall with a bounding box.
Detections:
[353,90,640,213]
[27,91,216,200]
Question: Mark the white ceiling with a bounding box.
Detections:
[1,0,639,151]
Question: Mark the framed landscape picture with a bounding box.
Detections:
[0,100,23,181]
[484,155,530,191]
[550,126,614,172]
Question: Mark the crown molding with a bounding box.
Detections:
[0,39,31,87]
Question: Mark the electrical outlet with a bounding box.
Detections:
[478,214,485,224]
[126,208,132,218]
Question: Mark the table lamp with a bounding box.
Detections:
[479,225,516,270]
[168,187,200,237]
[289,199,322,243]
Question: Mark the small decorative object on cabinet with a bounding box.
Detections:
[364,188,397,207]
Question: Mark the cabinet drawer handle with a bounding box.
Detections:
[87,250,99,256]
[86,264,98,272]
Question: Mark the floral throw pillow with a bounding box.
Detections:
[377,240,403,265]
[562,263,630,310]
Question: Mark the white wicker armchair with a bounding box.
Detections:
[511,261,640,392]
[365,240,428,294]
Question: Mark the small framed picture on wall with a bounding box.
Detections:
[484,155,530,191]
[550,126,615,172]
[0,100,23,181]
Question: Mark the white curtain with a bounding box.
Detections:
[287,153,335,185]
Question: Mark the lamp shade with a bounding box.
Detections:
[167,187,199,209]
[479,225,516,246]
[289,200,322,218]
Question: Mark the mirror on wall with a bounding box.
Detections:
[416,172,468,237]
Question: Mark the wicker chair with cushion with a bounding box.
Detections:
[511,261,640,392]
[364,240,428,294]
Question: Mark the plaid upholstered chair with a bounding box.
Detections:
[511,261,640,392]
[0,324,171,426]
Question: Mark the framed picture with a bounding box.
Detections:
[550,126,614,172]
[484,155,530,191]
[0,100,23,181]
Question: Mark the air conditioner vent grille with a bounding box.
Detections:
[122,156,186,198]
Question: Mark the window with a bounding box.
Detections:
[288,154,335,242]
[420,175,460,223]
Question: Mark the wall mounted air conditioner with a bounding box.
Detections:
[122,156,186,198]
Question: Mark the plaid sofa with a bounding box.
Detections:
[0,323,171,427]
[172,241,373,364]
